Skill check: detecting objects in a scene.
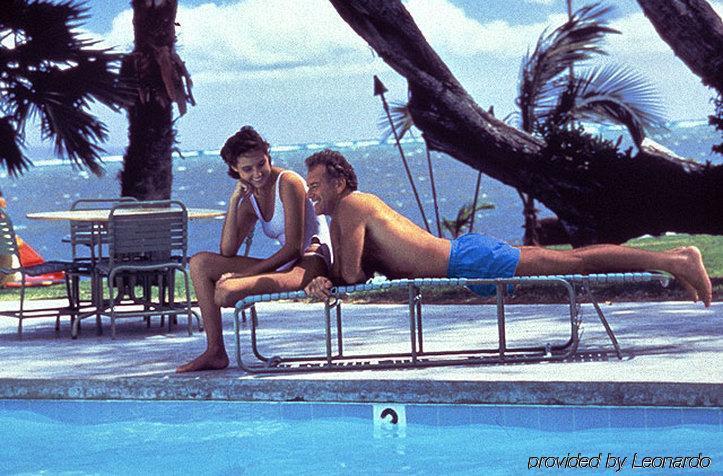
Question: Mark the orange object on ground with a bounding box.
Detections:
[2,236,66,288]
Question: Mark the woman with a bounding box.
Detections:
[177,126,331,372]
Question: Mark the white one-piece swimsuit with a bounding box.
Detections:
[247,170,332,271]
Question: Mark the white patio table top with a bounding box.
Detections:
[27,207,224,222]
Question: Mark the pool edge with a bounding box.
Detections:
[0,378,720,407]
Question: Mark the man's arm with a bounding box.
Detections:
[305,198,367,301]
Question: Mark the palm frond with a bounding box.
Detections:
[442,201,495,238]
[0,117,32,176]
[517,2,619,132]
[503,110,521,127]
[545,64,666,145]
[377,100,415,142]
[1,0,132,175]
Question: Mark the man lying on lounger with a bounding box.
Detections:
[302,149,712,307]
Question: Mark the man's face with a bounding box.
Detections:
[306,165,339,216]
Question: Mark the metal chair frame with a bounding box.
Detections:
[74,200,194,339]
[66,197,138,335]
[233,273,669,373]
[0,207,76,336]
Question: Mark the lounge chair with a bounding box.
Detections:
[232,273,669,373]
[0,207,76,336]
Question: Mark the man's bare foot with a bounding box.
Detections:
[670,246,712,307]
[176,350,230,373]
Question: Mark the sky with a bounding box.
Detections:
[33,0,723,151]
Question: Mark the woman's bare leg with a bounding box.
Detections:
[515,245,712,306]
[214,255,328,307]
[176,252,262,373]
[176,254,328,372]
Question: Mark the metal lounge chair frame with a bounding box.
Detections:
[0,207,76,336]
[82,200,194,339]
[232,272,669,373]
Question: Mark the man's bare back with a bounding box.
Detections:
[332,192,451,281]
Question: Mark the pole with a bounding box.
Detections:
[425,146,442,237]
[469,170,482,233]
[374,75,431,233]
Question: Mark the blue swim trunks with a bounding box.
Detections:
[447,233,521,297]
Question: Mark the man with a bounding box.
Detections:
[303,149,712,307]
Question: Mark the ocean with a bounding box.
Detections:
[1,120,719,261]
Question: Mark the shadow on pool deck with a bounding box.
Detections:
[0,300,720,407]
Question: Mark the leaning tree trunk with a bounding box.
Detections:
[329,0,723,246]
[637,0,723,158]
[120,0,194,200]
[637,0,723,93]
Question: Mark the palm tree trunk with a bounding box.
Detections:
[120,0,180,200]
[122,100,174,199]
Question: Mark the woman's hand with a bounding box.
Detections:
[218,272,246,285]
[230,179,252,202]
[304,276,333,301]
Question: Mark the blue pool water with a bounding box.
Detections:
[0,400,719,475]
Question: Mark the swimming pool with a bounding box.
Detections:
[0,400,719,475]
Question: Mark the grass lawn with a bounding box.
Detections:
[2,234,721,302]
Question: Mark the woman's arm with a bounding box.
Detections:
[233,172,307,276]
[219,181,257,257]
[304,201,367,300]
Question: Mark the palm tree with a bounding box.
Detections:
[0,0,132,177]
[545,64,665,144]
[442,201,494,239]
[120,0,194,200]
[514,2,665,244]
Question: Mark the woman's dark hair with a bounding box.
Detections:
[304,149,358,191]
[220,126,270,179]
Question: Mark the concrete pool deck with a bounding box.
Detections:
[0,299,720,407]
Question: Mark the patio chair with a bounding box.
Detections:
[232,273,670,373]
[66,197,138,334]
[90,200,194,339]
[0,207,75,336]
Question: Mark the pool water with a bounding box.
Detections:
[0,400,719,475]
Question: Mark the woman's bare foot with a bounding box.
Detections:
[670,246,712,307]
[176,350,230,373]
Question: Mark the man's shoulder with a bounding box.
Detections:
[338,191,384,212]
[344,191,383,205]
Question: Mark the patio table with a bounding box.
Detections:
[27,207,224,222]
[26,206,224,336]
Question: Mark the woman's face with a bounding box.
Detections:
[232,150,271,190]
